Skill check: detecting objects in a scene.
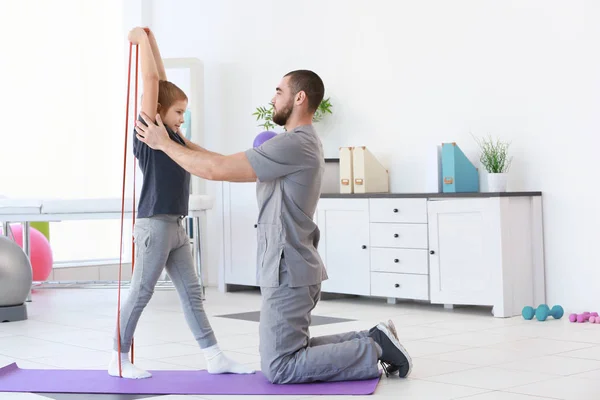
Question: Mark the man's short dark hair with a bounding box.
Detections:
[284,70,325,113]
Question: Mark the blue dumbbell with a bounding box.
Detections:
[522,304,564,321]
[522,305,539,320]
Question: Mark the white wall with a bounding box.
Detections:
[146,0,599,310]
[0,0,133,264]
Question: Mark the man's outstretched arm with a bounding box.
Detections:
[135,112,257,182]
[163,143,257,182]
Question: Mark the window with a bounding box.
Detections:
[1,1,133,265]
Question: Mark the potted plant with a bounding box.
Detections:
[474,135,513,192]
[252,97,333,131]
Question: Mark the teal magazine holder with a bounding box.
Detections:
[441,142,479,193]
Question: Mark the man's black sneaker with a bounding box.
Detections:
[381,320,401,376]
[369,321,412,378]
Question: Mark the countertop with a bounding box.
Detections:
[320,191,542,198]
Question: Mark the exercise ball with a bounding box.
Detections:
[253,131,277,147]
[0,236,33,307]
[31,221,50,241]
[5,224,53,281]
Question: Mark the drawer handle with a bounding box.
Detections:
[254,224,258,228]
[394,259,399,263]
[394,283,400,288]
[362,245,367,249]
[394,233,399,238]
[393,208,399,213]
[430,250,435,255]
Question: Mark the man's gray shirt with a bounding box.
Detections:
[245,124,328,288]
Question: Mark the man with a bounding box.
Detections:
[134,69,412,384]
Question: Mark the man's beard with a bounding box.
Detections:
[272,100,293,126]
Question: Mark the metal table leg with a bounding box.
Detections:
[23,222,32,302]
[192,216,205,300]
[2,222,8,237]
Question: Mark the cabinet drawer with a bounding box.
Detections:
[369,199,427,223]
[370,223,428,249]
[370,272,429,300]
[370,248,428,274]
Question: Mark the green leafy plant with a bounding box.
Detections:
[473,134,513,173]
[252,97,333,131]
[253,105,275,130]
[313,97,333,123]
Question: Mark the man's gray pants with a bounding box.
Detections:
[259,257,381,384]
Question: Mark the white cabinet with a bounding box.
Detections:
[427,196,546,317]
[222,182,258,286]
[370,272,429,300]
[370,248,429,275]
[221,184,545,317]
[317,199,371,296]
[369,198,428,223]
[370,223,429,249]
[427,199,498,307]
[367,198,430,301]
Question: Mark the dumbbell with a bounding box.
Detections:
[522,304,564,321]
[589,315,600,324]
[569,312,598,323]
[536,304,564,321]
[522,305,541,320]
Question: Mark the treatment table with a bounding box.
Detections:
[0,195,213,301]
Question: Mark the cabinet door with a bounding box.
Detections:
[427,198,500,305]
[317,199,370,296]
[223,182,258,286]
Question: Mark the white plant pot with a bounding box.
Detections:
[487,173,508,192]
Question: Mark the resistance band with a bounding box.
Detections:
[116,42,139,377]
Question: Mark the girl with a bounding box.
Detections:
[109,27,253,379]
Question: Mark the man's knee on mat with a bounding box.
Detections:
[261,356,289,384]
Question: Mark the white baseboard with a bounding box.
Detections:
[46,262,134,282]
[53,259,124,268]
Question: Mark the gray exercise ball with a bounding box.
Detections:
[0,236,32,307]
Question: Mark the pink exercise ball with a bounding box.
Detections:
[5,224,53,281]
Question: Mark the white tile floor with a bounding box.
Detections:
[1,286,600,399]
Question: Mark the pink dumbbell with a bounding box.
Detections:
[569,312,599,323]
[589,315,600,324]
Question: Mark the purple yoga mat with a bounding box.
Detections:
[0,363,380,395]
